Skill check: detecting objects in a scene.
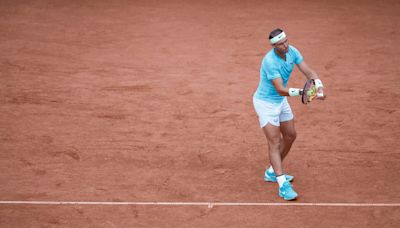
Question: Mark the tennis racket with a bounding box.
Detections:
[301,79,317,104]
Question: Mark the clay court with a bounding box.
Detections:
[1,0,400,227]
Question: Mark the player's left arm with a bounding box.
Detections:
[297,61,325,99]
[297,61,318,80]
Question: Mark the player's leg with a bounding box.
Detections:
[275,99,298,200]
[263,119,296,183]
[265,99,295,181]
[279,98,296,161]
[253,97,284,175]
[262,123,283,176]
[279,119,296,161]
[263,122,297,200]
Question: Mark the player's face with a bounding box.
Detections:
[274,38,289,54]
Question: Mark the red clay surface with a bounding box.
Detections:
[1,0,400,227]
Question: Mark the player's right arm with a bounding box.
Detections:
[271,77,310,98]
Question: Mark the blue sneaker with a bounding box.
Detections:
[264,170,294,182]
[279,181,298,201]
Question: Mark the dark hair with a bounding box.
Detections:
[269,28,284,40]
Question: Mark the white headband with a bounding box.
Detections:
[270,31,286,44]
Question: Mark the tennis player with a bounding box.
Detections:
[253,28,325,200]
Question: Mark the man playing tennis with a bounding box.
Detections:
[253,28,325,200]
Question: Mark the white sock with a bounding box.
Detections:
[267,166,274,173]
[277,175,286,187]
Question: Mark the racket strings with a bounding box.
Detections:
[302,79,316,104]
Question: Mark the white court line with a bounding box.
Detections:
[1,201,400,208]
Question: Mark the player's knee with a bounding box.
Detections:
[268,140,281,152]
[285,131,297,143]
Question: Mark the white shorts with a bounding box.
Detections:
[253,97,294,128]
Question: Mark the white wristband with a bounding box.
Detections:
[315,79,324,89]
[288,88,301,97]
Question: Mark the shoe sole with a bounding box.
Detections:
[279,193,298,201]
